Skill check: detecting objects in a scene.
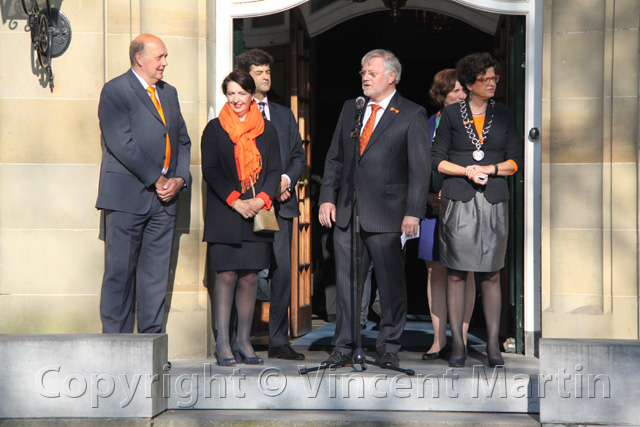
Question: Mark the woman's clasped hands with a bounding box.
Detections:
[465,165,491,185]
[232,198,265,219]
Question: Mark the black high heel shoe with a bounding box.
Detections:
[214,350,237,367]
[233,345,264,365]
[448,355,466,368]
[447,344,466,368]
[486,345,505,368]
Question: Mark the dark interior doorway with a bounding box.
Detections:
[234,6,526,354]
[311,10,494,319]
[311,11,495,177]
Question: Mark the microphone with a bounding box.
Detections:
[351,97,366,139]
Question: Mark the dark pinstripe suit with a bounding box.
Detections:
[319,92,430,356]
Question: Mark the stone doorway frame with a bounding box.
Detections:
[215,0,543,356]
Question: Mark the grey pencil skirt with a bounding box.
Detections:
[438,191,508,272]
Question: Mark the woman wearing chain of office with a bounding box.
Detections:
[431,52,523,368]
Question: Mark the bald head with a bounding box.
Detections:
[129,34,164,66]
[130,34,168,85]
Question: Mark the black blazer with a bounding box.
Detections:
[319,92,431,232]
[269,101,306,219]
[201,119,282,244]
[431,100,523,204]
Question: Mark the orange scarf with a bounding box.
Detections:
[218,101,264,194]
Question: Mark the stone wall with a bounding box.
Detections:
[541,0,639,338]
[0,0,212,358]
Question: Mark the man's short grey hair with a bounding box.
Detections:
[129,39,145,67]
[361,49,402,85]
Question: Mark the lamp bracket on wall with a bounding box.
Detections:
[381,0,407,22]
[352,0,407,22]
[22,0,72,91]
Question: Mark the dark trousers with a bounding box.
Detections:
[268,215,294,347]
[332,224,407,356]
[100,196,176,333]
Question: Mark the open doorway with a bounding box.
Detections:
[231,2,531,355]
[310,9,525,354]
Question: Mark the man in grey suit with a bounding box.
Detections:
[237,49,307,360]
[96,34,191,334]
[319,49,430,367]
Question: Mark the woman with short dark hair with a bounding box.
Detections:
[431,53,523,368]
[201,69,282,366]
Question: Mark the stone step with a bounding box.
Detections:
[154,409,542,426]
[165,321,540,413]
[0,411,542,427]
[165,350,540,413]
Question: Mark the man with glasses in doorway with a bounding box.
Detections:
[237,49,307,360]
[319,49,430,368]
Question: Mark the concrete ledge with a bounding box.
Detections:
[539,338,640,426]
[165,352,541,413]
[0,334,168,418]
[154,409,541,426]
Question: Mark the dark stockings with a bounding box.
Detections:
[478,271,501,360]
[214,270,258,359]
[446,268,468,361]
[447,269,501,361]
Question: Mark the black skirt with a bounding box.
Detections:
[208,241,271,271]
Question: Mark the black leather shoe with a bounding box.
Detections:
[448,356,466,368]
[214,351,237,367]
[422,345,449,360]
[268,344,305,360]
[422,349,442,360]
[422,351,440,360]
[232,346,263,365]
[321,350,351,366]
[488,356,505,368]
[486,345,505,367]
[379,352,400,368]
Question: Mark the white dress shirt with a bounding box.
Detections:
[255,96,291,188]
[361,89,396,134]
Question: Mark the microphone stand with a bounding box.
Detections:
[300,99,415,377]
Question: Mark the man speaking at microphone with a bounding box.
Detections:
[319,49,430,368]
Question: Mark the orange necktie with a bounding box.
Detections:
[146,86,171,171]
[360,104,382,154]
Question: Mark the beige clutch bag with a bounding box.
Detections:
[251,185,279,233]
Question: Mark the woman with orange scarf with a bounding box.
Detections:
[201,70,282,366]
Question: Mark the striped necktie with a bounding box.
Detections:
[258,101,268,120]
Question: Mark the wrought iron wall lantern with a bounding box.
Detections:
[22,0,72,91]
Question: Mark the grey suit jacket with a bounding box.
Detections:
[319,92,431,233]
[96,70,191,216]
[268,101,306,219]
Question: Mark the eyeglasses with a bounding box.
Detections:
[359,70,380,79]
[476,75,500,84]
